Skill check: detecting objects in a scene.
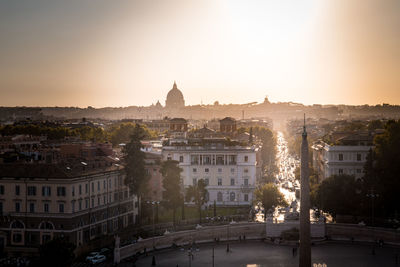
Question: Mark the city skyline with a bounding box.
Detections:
[1,0,400,108]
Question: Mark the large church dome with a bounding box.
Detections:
[165,81,185,108]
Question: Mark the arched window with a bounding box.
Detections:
[39,221,54,230]
[217,192,223,202]
[10,220,25,245]
[10,220,25,229]
[230,192,235,202]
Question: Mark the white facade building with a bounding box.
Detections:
[162,141,257,206]
[312,141,372,180]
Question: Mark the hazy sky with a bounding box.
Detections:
[1,0,399,107]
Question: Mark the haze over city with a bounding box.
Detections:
[1,0,400,107]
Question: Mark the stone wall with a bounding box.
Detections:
[115,222,400,263]
[265,222,326,238]
[117,222,266,262]
[326,223,400,243]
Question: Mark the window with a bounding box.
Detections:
[218,178,222,186]
[357,154,362,161]
[13,233,22,243]
[59,203,64,213]
[230,192,235,201]
[244,194,249,202]
[109,179,112,189]
[27,186,36,196]
[103,180,106,189]
[15,202,21,212]
[15,185,20,196]
[79,185,82,195]
[191,155,199,165]
[0,202,2,215]
[79,200,82,211]
[217,192,223,202]
[72,202,75,212]
[44,203,49,213]
[230,179,235,186]
[205,178,209,186]
[85,184,88,193]
[203,155,211,165]
[356,169,362,174]
[72,186,75,197]
[179,156,184,162]
[339,169,344,174]
[0,185,4,195]
[338,154,343,161]
[29,203,35,213]
[42,186,51,197]
[229,155,237,165]
[216,156,224,165]
[244,156,249,162]
[192,178,197,186]
[104,195,107,204]
[57,187,66,197]
[231,168,235,173]
[97,181,100,191]
[205,168,209,173]
[85,199,89,209]
[91,198,94,208]
[218,168,222,173]
[244,178,249,186]
[91,182,94,192]
[193,168,197,173]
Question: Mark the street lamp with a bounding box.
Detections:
[366,188,379,255]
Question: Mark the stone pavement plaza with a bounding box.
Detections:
[128,240,400,267]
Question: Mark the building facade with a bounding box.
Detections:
[162,139,257,206]
[0,162,138,255]
[312,141,372,180]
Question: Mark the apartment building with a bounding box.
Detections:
[312,132,376,180]
[162,138,257,206]
[0,159,137,255]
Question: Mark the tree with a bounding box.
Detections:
[160,160,183,225]
[108,122,158,146]
[123,124,149,224]
[363,120,400,218]
[38,237,76,267]
[185,179,208,224]
[255,183,287,218]
[314,174,362,219]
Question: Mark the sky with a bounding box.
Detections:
[0,0,399,107]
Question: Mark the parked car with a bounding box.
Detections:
[99,247,111,256]
[86,252,100,262]
[89,255,106,264]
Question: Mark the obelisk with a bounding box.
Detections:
[299,114,311,267]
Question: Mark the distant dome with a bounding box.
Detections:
[165,81,185,108]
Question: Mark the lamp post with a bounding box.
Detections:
[147,201,160,250]
[226,222,230,252]
[366,188,379,255]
